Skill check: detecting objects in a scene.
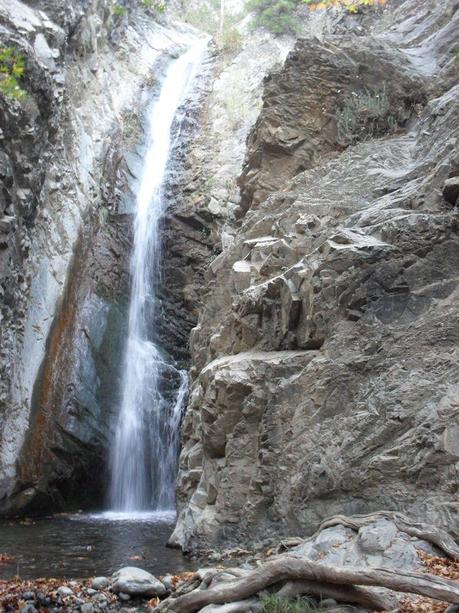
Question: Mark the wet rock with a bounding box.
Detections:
[111,567,166,597]
[80,605,95,613]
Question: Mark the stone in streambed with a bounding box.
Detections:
[57,586,74,597]
[111,567,166,597]
[161,574,175,591]
[91,577,110,590]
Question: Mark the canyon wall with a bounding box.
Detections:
[1,0,458,550]
[172,0,459,550]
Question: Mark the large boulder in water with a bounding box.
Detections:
[111,567,166,597]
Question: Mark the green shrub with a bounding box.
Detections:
[303,0,385,11]
[220,14,244,55]
[246,0,303,35]
[0,46,26,102]
[261,594,324,613]
[141,0,167,11]
[111,3,128,15]
[335,87,396,144]
[110,0,167,17]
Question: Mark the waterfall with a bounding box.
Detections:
[109,40,207,513]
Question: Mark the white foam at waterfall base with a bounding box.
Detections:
[82,510,177,523]
[109,39,208,514]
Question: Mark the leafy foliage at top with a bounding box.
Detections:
[304,0,386,12]
[246,0,386,34]
[0,46,26,102]
[246,0,303,35]
[110,0,167,18]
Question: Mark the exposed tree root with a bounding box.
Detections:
[165,555,459,612]
[317,512,459,561]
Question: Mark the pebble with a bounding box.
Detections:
[161,574,175,591]
[118,592,131,601]
[22,592,35,600]
[85,588,98,596]
[20,606,37,613]
[321,599,338,608]
[80,605,95,613]
[57,586,74,597]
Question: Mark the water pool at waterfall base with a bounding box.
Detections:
[0,512,194,580]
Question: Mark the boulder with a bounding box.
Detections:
[111,567,166,598]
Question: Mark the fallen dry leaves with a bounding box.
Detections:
[0,577,116,611]
[0,554,14,564]
[418,550,459,581]
[148,596,160,609]
[398,597,449,612]
[397,550,459,613]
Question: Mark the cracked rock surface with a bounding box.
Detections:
[172,0,459,550]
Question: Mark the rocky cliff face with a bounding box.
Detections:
[172,0,459,550]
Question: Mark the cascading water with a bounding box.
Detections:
[109,40,207,513]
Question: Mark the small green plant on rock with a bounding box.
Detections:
[220,16,243,55]
[110,0,166,17]
[142,0,167,11]
[335,87,396,144]
[111,3,128,15]
[303,0,386,10]
[0,46,27,102]
[261,594,324,612]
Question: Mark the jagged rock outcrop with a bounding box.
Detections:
[172,0,459,550]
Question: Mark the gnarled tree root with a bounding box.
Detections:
[318,511,459,561]
[165,555,459,612]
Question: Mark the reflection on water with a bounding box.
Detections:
[0,512,193,580]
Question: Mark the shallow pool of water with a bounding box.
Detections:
[0,511,194,580]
